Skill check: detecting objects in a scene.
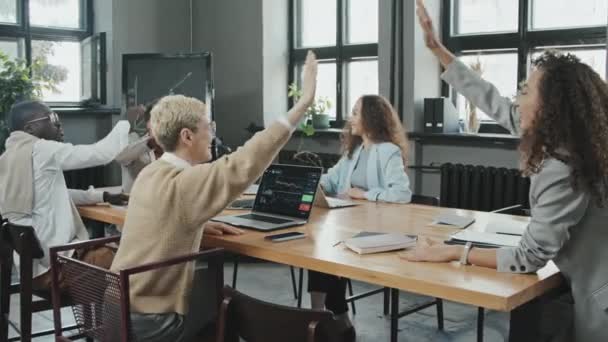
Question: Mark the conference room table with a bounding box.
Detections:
[78,200,562,342]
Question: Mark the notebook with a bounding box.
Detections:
[431,213,475,229]
[344,232,418,255]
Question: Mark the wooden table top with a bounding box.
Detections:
[78,201,562,312]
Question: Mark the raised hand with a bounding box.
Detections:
[416,0,441,51]
[416,0,455,67]
[297,50,318,108]
[287,50,318,126]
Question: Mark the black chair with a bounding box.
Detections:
[217,286,344,342]
[0,215,79,342]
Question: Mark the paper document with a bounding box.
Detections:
[432,213,475,229]
[450,230,521,248]
[485,219,528,236]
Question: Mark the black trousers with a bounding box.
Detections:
[308,270,348,315]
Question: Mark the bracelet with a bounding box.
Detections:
[459,241,473,265]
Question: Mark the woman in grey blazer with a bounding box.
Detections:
[402,1,608,341]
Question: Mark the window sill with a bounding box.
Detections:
[293,128,343,137]
[408,132,519,148]
[53,107,121,116]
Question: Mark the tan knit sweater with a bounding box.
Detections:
[110,122,291,315]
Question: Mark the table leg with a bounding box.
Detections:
[390,288,399,342]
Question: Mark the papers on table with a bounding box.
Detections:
[431,213,475,229]
[449,230,521,248]
[484,219,528,236]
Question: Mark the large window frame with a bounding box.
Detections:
[442,0,607,130]
[0,0,105,106]
[288,0,379,128]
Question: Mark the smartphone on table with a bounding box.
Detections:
[264,231,306,242]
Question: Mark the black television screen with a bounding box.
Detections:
[122,53,214,119]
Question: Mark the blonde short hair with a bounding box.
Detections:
[150,95,207,151]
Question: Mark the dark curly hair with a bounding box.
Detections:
[341,95,409,167]
[519,51,608,206]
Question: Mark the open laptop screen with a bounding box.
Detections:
[253,164,322,219]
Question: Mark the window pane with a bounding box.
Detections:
[456,52,518,121]
[346,0,378,44]
[0,38,24,61]
[0,0,17,24]
[297,61,337,118]
[531,0,608,30]
[30,0,81,29]
[296,0,336,47]
[346,59,379,117]
[32,40,81,102]
[532,48,607,80]
[454,0,518,35]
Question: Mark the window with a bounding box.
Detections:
[444,0,607,123]
[0,0,105,105]
[290,0,379,127]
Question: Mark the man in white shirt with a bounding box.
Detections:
[0,100,130,290]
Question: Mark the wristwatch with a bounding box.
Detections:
[459,241,473,265]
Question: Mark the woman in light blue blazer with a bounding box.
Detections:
[309,95,412,340]
[403,2,608,341]
[320,95,412,203]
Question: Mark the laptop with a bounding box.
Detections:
[313,187,358,209]
[212,164,322,231]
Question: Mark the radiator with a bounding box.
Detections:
[63,166,106,190]
[439,163,530,212]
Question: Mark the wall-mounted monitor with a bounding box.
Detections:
[122,52,214,120]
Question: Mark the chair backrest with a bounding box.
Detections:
[55,254,124,342]
[411,194,440,207]
[0,220,44,259]
[51,239,225,342]
[217,286,343,342]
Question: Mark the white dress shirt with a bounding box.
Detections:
[11,121,130,277]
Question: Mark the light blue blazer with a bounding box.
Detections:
[320,142,412,203]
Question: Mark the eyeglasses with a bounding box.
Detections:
[25,112,60,126]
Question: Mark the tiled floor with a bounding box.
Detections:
[8,262,509,341]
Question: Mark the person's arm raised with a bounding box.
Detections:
[177,51,318,228]
[416,0,455,68]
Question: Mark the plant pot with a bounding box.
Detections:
[312,114,330,129]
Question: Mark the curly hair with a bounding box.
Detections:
[150,95,206,152]
[341,95,409,167]
[519,51,608,206]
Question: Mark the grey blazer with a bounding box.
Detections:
[442,60,608,341]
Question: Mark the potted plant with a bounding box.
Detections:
[0,50,61,152]
[0,52,38,151]
[288,83,333,135]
